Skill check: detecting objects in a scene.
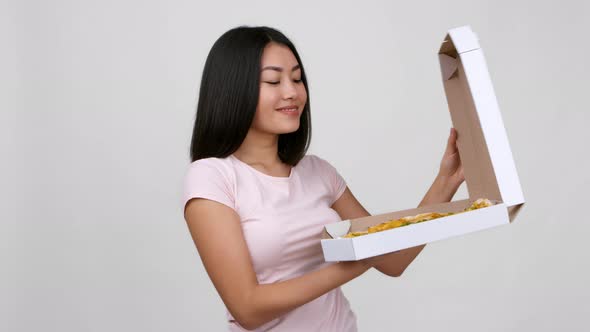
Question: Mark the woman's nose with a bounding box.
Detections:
[281,80,298,99]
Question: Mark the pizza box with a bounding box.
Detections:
[321,25,525,262]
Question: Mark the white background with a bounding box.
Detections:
[4,0,589,331]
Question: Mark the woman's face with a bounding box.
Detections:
[251,42,308,135]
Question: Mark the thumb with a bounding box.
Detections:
[444,128,458,155]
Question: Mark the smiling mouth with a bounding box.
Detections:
[276,107,298,112]
[276,105,298,111]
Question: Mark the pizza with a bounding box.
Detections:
[342,198,493,238]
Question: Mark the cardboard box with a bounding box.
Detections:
[321,26,525,262]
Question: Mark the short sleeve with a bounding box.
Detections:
[181,158,236,214]
[313,155,348,205]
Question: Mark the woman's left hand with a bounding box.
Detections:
[438,128,465,187]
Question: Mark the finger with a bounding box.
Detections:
[444,128,458,155]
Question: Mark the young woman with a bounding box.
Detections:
[182,26,465,331]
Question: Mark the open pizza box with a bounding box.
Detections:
[320,25,525,262]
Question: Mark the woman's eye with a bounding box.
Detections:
[265,79,302,85]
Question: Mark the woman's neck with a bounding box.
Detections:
[232,129,282,167]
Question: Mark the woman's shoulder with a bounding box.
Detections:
[300,153,332,168]
[182,156,237,212]
[185,156,236,181]
[188,155,231,168]
[297,154,341,176]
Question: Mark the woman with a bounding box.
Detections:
[182,26,465,331]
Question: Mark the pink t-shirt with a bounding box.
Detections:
[182,154,357,331]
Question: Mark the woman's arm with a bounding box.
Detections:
[379,174,463,276]
[251,259,369,326]
[331,128,465,277]
[331,175,462,277]
[184,198,371,330]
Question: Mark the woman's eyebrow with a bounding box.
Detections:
[261,64,300,72]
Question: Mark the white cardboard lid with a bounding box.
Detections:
[438,26,525,217]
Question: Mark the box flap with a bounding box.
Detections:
[438,26,525,216]
[325,220,351,239]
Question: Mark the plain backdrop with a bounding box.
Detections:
[3,0,589,331]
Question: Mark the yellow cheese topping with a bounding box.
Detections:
[342,198,493,238]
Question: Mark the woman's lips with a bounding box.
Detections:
[276,107,299,116]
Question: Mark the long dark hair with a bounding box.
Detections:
[189,26,312,165]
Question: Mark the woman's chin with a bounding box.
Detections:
[272,122,300,134]
[281,124,300,134]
